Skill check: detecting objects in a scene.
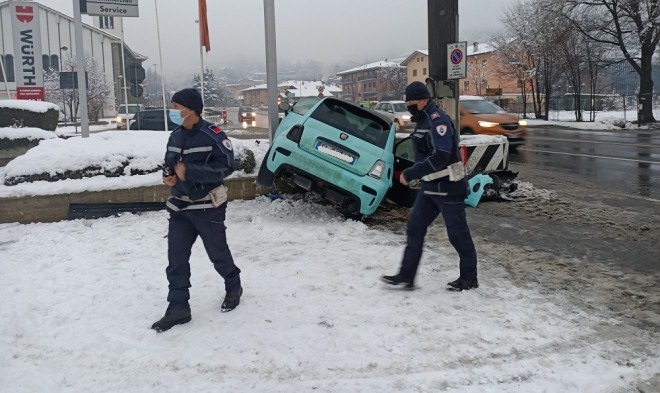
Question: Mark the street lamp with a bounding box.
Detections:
[59,46,68,124]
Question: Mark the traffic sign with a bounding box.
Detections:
[126,64,145,84]
[130,84,143,97]
[447,41,467,80]
[79,0,140,18]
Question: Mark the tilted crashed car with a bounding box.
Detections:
[257,97,396,217]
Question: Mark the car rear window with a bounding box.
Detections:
[310,99,390,148]
[461,100,505,114]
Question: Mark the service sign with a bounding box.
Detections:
[10,2,45,100]
[80,0,140,18]
[447,41,467,80]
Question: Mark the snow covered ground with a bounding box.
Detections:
[1,109,659,392]
[1,197,658,393]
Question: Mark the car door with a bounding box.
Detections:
[385,136,417,207]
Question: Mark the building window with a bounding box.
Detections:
[51,55,59,71]
[413,69,417,77]
[1,55,15,82]
[464,80,470,91]
[423,68,427,76]
[42,55,51,70]
[99,16,114,29]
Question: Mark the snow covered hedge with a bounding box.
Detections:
[0,100,60,131]
[2,130,267,186]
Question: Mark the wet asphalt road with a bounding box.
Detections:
[511,126,660,200]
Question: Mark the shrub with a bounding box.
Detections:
[0,107,59,131]
[234,148,256,174]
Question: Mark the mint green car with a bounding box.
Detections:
[257,97,396,217]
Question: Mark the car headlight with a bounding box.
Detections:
[518,120,528,126]
[478,121,498,128]
[251,112,256,116]
[368,160,385,179]
[116,116,122,123]
[401,115,411,120]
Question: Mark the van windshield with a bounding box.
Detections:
[118,105,142,114]
[461,100,505,114]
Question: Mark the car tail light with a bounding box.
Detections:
[286,125,304,143]
[368,160,385,179]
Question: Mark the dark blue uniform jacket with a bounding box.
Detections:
[402,100,468,198]
[164,119,235,201]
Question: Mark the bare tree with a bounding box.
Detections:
[467,56,489,96]
[85,57,113,121]
[376,67,406,100]
[499,0,566,119]
[556,0,660,124]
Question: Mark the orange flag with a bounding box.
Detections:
[198,0,211,52]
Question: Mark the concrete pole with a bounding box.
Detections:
[427,0,459,139]
[73,0,89,137]
[263,0,278,143]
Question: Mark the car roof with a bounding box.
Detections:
[459,95,485,101]
[378,100,405,104]
[137,109,169,113]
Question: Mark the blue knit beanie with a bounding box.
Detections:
[172,88,203,115]
[405,81,431,101]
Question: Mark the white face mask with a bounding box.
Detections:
[169,109,187,125]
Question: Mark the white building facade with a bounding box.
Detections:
[0,1,146,117]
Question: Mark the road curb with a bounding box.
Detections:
[0,176,269,224]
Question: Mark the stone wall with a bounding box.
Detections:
[0,177,270,224]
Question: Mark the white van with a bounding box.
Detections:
[115,104,144,129]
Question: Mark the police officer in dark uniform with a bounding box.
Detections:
[382,81,478,291]
[152,88,242,332]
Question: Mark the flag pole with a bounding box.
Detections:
[198,21,205,115]
[197,0,210,116]
[154,0,168,131]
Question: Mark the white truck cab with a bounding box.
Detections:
[115,104,144,129]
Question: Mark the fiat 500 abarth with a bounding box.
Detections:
[257,97,397,217]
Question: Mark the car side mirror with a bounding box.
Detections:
[279,102,291,112]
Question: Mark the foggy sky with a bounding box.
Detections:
[32,0,520,78]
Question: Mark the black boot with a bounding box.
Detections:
[381,274,415,290]
[446,277,479,291]
[221,287,243,312]
[151,305,191,332]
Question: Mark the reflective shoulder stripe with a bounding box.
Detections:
[421,168,449,181]
[415,129,430,134]
[168,146,182,153]
[182,146,213,154]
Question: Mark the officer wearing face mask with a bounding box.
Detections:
[382,81,479,292]
[151,88,243,332]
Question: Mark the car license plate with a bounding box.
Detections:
[315,141,355,165]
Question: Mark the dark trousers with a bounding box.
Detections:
[400,192,477,281]
[166,204,241,307]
